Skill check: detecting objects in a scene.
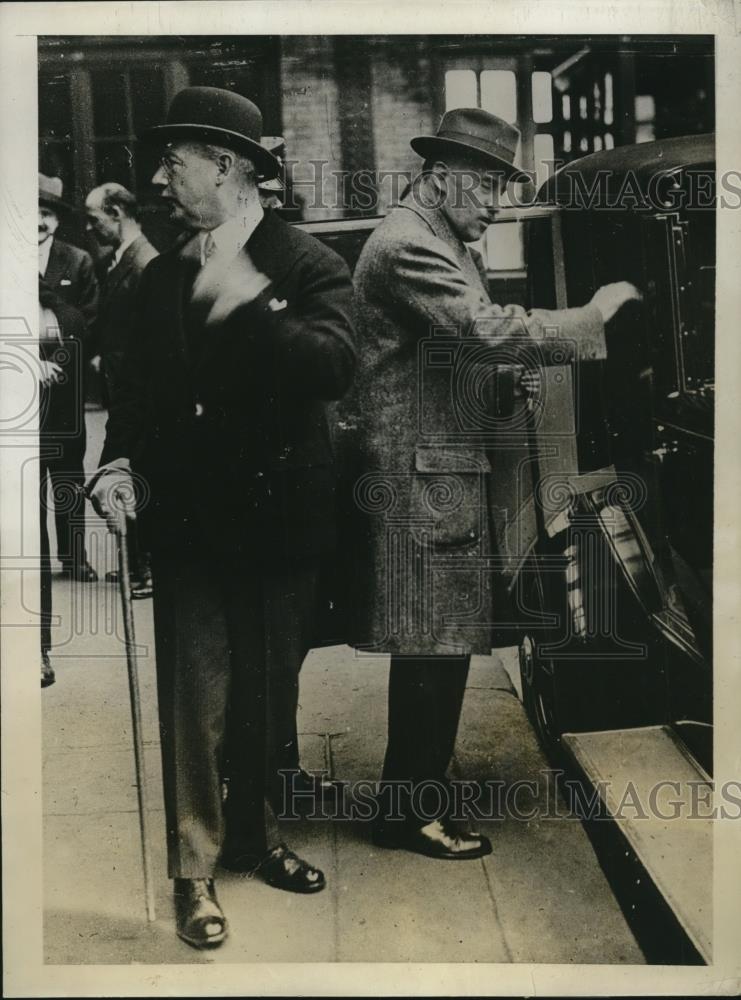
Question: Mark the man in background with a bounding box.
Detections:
[38,280,90,685]
[38,174,98,582]
[85,182,158,597]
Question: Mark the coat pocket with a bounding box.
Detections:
[410,447,489,549]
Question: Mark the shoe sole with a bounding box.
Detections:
[262,876,326,894]
[372,834,493,860]
[177,925,228,949]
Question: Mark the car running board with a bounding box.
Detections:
[561,724,712,964]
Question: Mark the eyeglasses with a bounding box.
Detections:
[158,151,187,177]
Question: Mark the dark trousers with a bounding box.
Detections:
[380,654,470,827]
[40,487,52,656]
[150,550,319,879]
[40,446,88,567]
[101,351,125,410]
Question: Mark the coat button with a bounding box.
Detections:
[195,403,204,417]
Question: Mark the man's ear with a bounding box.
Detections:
[430,159,450,181]
[214,151,234,185]
[425,160,450,205]
[107,205,123,222]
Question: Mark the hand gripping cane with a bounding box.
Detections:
[86,474,156,922]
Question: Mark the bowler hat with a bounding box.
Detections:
[140,86,280,179]
[411,108,521,178]
[39,173,73,213]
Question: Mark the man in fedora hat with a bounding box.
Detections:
[349,108,641,860]
[257,136,285,211]
[89,87,356,949]
[38,173,99,583]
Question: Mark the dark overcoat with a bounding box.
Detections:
[38,291,88,446]
[95,234,159,358]
[347,188,607,656]
[100,209,356,568]
[43,238,99,331]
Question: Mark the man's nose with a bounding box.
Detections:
[151,164,167,186]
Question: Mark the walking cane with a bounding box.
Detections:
[113,505,157,923]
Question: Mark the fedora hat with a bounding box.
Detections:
[39,173,73,213]
[140,87,280,179]
[411,108,521,178]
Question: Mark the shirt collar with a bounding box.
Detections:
[201,203,264,265]
[399,175,467,252]
[38,236,54,276]
[112,232,138,268]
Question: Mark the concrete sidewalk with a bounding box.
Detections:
[42,413,645,965]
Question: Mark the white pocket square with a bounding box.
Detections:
[268,297,287,312]
[60,279,71,286]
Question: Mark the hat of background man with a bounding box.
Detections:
[139,86,281,180]
[410,108,521,178]
[257,136,285,192]
[39,173,73,213]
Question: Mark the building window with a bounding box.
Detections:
[444,69,478,109]
[532,71,553,123]
[480,69,517,123]
[39,38,281,215]
[90,65,168,191]
[39,70,74,186]
[635,94,656,143]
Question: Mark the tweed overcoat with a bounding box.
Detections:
[346,187,607,656]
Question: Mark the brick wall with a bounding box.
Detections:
[369,40,437,214]
[279,37,438,219]
[280,36,345,221]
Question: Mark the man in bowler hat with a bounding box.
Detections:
[350,108,641,859]
[90,87,356,948]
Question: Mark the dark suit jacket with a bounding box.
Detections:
[39,288,88,445]
[95,234,159,358]
[101,209,356,566]
[43,238,99,335]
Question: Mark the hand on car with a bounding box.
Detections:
[519,368,541,397]
[38,360,63,387]
[89,467,137,533]
[590,282,643,324]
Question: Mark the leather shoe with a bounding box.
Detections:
[131,573,153,599]
[221,843,326,893]
[174,878,227,949]
[372,818,492,860]
[41,653,55,688]
[62,560,98,583]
